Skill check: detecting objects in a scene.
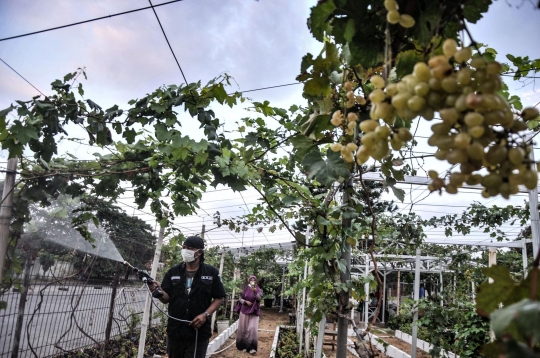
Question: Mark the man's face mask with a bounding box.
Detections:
[181,248,198,263]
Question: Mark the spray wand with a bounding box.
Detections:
[123,261,164,299]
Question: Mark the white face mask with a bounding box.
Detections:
[181,249,198,263]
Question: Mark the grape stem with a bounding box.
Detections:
[458,13,482,56]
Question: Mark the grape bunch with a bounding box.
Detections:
[399,39,538,198]
[384,0,415,28]
[329,75,414,165]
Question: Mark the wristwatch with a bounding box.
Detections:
[204,311,211,320]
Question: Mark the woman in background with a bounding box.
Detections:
[236,275,262,354]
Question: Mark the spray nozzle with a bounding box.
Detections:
[123,261,163,299]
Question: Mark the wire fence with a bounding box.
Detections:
[0,259,164,358]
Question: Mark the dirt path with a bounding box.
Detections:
[370,329,431,358]
[210,307,290,358]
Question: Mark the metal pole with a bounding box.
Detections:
[528,149,540,258]
[137,225,165,358]
[299,227,311,355]
[336,181,352,358]
[314,315,326,358]
[488,248,497,283]
[230,267,239,321]
[382,271,387,324]
[522,238,528,278]
[279,267,285,313]
[396,269,401,315]
[364,255,369,327]
[471,281,475,301]
[439,271,443,307]
[211,252,225,331]
[0,158,18,286]
[411,249,421,358]
[11,252,33,358]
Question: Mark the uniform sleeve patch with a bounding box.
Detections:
[171,276,181,280]
[201,276,213,280]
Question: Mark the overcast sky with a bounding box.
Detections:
[0,1,539,249]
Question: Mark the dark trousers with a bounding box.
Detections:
[167,337,209,358]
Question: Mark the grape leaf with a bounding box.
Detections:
[302,148,350,187]
[308,0,336,42]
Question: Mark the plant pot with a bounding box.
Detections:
[264,298,273,308]
[217,320,229,335]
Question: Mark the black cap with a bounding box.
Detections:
[183,236,205,250]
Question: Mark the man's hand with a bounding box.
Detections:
[148,281,161,293]
[190,313,207,330]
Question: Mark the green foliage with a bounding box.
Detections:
[276,327,302,358]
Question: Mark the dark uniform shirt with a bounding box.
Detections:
[161,262,226,341]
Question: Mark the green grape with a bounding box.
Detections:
[454,47,472,63]
[413,62,431,82]
[369,89,386,103]
[441,77,459,93]
[384,0,398,11]
[371,75,386,89]
[346,142,358,151]
[399,14,415,28]
[466,93,482,109]
[414,82,430,97]
[454,132,471,149]
[387,10,400,24]
[428,170,439,179]
[397,81,409,93]
[356,96,367,105]
[432,64,453,80]
[468,125,485,138]
[330,143,342,152]
[405,75,420,92]
[428,55,449,68]
[361,132,379,148]
[371,140,390,160]
[344,82,353,92]
[478,80,499,94]
[390,133,403,150]
[428,77,443,91]
[446,149,468,164]
[445,184,458,194]
[432,178,444,190]
[467,142,485,160]
[486,145,507,165]
[360,120,379,132]
[397,127,412,141]
[347,112,358,122]
[431,123,452,135]
[434,149,448,160]
[483,110,505,125]
[456,67,472,85]
[426,92,443,109]
[464,112,484,126]
[444,94,458,107]
[331,116,343,126]
[487,187,499,197]
[522,169,538,190]
[454,95,468,112]
[347,121,356,132]
[407,95,426,111]
[508,147,525,166]
[486,61,502,75]
[438,136,456,151]
[385,83,399,97]
[482,173,503,189]
[375,125,392,139]
[460,162,475,175]
[443,39,458,57]
[449,172,466,186]
[466,174,483,185]
[511,120,528,132]
[420,107,435,120]
[392,92,412,110]
[481,188,490,198]
[470,57,486,69]
[439,108,459,125]
[522,107,540,121]
[374,102,394,119]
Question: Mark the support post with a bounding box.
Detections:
[137,225,165,358]
[230,267,240,321]
[336,181,352,358]
[0,158,18,286]
[488,247,497,283]
[299,227,311,355]
[211,252,225,332]
[471,281,475,301]
[528,150,540,258]
[314,315,326,358]
[364,255,369,328]
[103,262,122,357]
[411,249,421,358]
[522,238,528,278]
[279,267,285,313]
[396,270,401,315]
[439,271,443,307]
[11,251,33,358]
[382,271,387,324]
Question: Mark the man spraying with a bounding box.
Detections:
[150,236,226,358]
